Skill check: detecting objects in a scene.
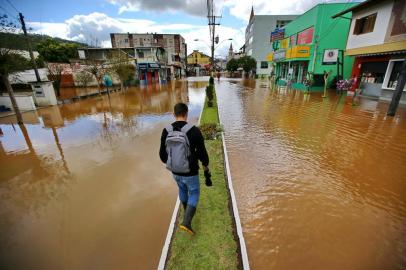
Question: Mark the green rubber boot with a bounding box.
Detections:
[180,205,196,235]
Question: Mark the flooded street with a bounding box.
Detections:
[217,79,406,270]
[0,80,206,270]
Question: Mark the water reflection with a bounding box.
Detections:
[0,80,206,270]
[217,79,406,270]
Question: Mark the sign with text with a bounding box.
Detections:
[288,46,310,58]
[270,28,285,42]
[297,27,314,45]
[280,37,290,49]
[273,50,286,61]
[322,49,339,65]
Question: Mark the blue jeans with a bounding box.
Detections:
[172,174,200,207]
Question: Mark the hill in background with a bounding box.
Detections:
[0,32,88,51]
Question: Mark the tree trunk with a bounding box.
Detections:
[2,74,23,124]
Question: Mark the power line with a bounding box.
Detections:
[6,0,20,13]
[0,5,18,20]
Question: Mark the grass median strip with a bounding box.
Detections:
[165,91,239,269]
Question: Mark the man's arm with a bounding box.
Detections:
[159,129,168,163]
[195,127,209,169]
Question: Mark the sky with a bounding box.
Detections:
[1,0,348,57]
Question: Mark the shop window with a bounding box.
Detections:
[360,61,388,84]
[261,61,268,69]
[384,60,406,89]
[353,13,377,35]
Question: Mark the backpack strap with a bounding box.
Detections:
[165,125,173,133]
[181,123,194,134]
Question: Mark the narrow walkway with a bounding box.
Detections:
[164,91,240,269]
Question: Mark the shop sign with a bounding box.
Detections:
[280,37,290,49]
[297,27,314,44]
[266,52,273,61]
[271,28,285,42]
[273,50,286,61]
[322,49,339,65]
[288,46,311,58]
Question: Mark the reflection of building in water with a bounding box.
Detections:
[39,106,65,128]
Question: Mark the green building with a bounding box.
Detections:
[268,3,357,90]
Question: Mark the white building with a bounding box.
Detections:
[244,7,297,75]
[333,0,406,103]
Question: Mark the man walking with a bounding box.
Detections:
[159,103,211,235]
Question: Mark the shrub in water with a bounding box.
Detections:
[209,76,214,85]
[206,85,214,106]
[200,123,221,140]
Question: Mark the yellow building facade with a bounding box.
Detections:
[187,50,211,65]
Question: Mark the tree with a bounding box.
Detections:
[47,63,64,97]
[36,38,79,63]
[226,58,238,73]
[76,69,93,88]
[238,56,256,76]
[0,15,32,124]
[88,61,106,94]
[107,50,135,91]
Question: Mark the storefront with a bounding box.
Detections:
[268,3,356,91]
[138,63,161,85]
[350,54,406,98]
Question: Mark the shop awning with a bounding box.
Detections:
[345,41,406,56]
[137,63,161,70]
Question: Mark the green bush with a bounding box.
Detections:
[206,85,214,103]
[199,123,222,140]
[209,76,214,85]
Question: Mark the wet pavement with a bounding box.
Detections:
[0,80,206,270]
[216,79,406,270]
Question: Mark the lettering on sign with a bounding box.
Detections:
[297,27,314,45]
[322,49,339,65]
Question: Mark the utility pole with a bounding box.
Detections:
[387,59,406,116]
[207,0,221,73]
[19,12,41,82]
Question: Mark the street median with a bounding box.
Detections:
[159,79,249,270]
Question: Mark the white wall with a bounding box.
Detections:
[346,1,393,49]
[0,94,36,111]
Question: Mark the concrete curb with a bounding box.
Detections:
[157,198,179,270]
[218,102,250,270]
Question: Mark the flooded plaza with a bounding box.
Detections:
[216,79,406,269]
[0,80,206,270]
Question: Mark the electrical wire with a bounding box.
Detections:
[5,0,20,13]
[0,5,18,20]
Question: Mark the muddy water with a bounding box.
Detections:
[0,79,206,270]
[217,79,406,270]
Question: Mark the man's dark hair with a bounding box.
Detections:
[174,103,188,117]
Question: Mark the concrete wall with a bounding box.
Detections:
[346,0,393,50]
[0,94,36,111]
[250,15,298,75]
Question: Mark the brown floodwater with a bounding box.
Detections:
[216,79,406,270]
[0,79,206,270]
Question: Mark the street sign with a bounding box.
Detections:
[323,49,339,65]
[271,28,285,42]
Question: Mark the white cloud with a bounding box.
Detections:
[109,0,207,16]
[26,12,240,57]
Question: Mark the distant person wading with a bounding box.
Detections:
[159,103,212,235]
